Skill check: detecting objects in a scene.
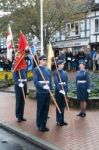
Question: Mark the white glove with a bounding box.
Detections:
[19,82,24,88]
[59,90,65,95]
[87,89,91,93]
[43,84,50,90]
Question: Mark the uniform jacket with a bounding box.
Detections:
[13,69,27,86]
[33,65,51,93]
[54,69,68,93]
[76,70,90,89]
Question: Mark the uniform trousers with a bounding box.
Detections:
[55,91,65,123]
[15,84,27,119]
[36,92,50,128]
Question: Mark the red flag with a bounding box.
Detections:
[14,51,26,72]
[14,32,28,72]
[18,32,28,52]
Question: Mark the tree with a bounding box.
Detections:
[0,0,90,49]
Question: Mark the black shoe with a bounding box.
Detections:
[62,121,68,126]
[77,112,86,118]
[16,118,21,123]
[57,122,63,126]
[38,127,49,132]
[38,127,45,132]
[21,118,27,121]
[81,113,86,118]
[77,112,83,116]
[43,127,49,132]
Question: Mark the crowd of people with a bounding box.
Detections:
[0,47,99,72]
[0,56,12,71]
[52,48,99,71]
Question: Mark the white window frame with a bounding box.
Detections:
[66,22,80,37]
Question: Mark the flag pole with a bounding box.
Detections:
[40,0,44,55]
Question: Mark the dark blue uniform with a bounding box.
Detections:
[13,69,27,120]
[54,69,68,123]
[33,66,51,129]
[76,70,90,101]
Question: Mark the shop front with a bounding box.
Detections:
[53,38,89,53]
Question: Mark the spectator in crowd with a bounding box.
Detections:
[95,51,99,70]
[58,50,66,61]
[89,48,96,70]
[65,49,72,71]
[78,49,85,63]
[58,50,66,70]
[85,51,90,70]
[71,52,77,72]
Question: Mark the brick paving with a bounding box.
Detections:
[0,92,99,150]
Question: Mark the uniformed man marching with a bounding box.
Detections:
[33,55,51,132]
[53,60,68,126]
[76,60,90,117]
[13,50,27,122]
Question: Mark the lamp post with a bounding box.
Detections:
[40,0,44,55]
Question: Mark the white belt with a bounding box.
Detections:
[18,79,27,82]
[39,81,49,84]
[67,58,71,61]
[77,80,86,83]
[72,59,75,61]
[59,82,66,85]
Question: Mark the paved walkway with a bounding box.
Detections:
[0,92,99,150]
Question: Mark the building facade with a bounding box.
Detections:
[53,0,99,53]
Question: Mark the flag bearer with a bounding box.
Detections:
[33,55,51,132]
[13,50,27,122]
[53,60,68,126]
